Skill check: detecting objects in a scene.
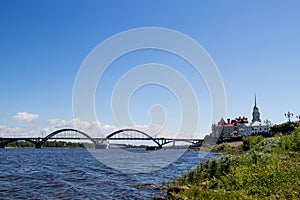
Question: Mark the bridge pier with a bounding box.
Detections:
[0,139,6,148]
[35,143,42,149]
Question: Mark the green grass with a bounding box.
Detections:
[166,129,300,199]
[211,143,235,152]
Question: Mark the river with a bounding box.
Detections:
[0,148,214,199]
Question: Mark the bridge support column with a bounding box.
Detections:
[35,143,42,149]
[0,139,5,148]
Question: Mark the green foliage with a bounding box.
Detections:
[251,137,281,153]
[242,135,263,151]
[6,141,85,148]
[271,121,299,134]
[277,127,300,152]
[44,141,85,148]
[136,183,142,189]
[212,143,233,152]
[168,131,300,199]
[7,141,34,148]
[179,156,231,185]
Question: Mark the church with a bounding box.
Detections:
[211,96,269,138]
[248,96,269,135]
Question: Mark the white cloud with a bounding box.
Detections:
[0,125,22,134]
[11,112,39,123]
[47,118,95,130]
[46,118,170,138]
[0,125,38,137]
[1,117,172,138]
[47,118,106,137]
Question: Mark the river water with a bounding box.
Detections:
[0,148,214,199]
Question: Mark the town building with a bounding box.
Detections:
[211,116,249,138]
[249,96,269,134]
[211,96,269,138]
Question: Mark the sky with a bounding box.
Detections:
[0,0,300,139]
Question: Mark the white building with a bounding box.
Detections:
[240,124,252,136]
[249,96,269,135]
[211,96,269,138]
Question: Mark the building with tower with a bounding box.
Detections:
[211,95,269,138]
[249,96,268,134]
[211,116,250,138]
[252,95,261,123]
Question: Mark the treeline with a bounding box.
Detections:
[6,141,86,148]
[270,121,299,134]
[6,141,35,148]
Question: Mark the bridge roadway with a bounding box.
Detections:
[0,128,204,149]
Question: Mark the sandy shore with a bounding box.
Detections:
[227,141,243,147]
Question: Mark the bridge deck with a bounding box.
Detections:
[1,137,203,141]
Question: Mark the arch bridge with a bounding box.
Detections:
[0,128,96,148]
[0,128,203,148]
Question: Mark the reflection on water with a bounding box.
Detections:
[90,149,195,173]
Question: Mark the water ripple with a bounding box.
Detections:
[0,148,213,199]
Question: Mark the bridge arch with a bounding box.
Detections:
[106,128,161,147]
[164,140,192,145]
[0,138,39,148]
[159,138,204,147]
[162,140,195,146]
[42,128,96,145]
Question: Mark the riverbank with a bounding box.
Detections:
[3,140,86,148]
[159,129,300,199]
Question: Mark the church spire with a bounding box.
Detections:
[252,94,261,123]
[254,94,258,108]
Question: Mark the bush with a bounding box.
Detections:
[278,127,300,152]
[251,137,281,153]
[212,143,233,152]
[271,122,299,134]
[242,135,263,151]
[169,131,300,199]
[179,156,231,185]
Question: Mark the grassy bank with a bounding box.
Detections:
[164,129,300,199]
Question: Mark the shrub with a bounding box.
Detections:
[179,156,231,185]
[212,143,233,152]
[242,135,263,151]
[271,122,299,134]
[169,131,300,199]
[278,127,300,152]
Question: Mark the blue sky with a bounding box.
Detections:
[0,0,300,137]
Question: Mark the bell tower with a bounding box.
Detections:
[252,95,261,123]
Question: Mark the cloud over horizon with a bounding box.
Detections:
[46,118,171,138]
[11,112,39,123]
[0,125,38,137]
[1,116,186,139]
